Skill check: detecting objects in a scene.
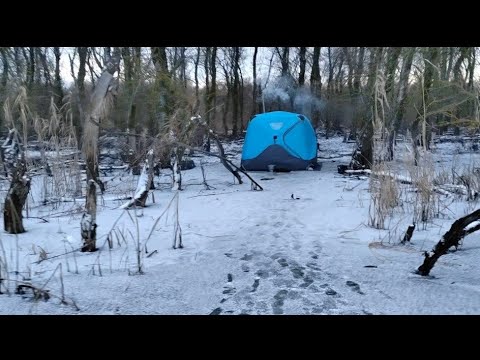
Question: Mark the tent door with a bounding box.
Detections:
[282,121,302,158]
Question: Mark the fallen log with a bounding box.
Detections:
[417,209,480,276]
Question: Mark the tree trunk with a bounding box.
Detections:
[453,47,468,85]
[412,47,440,164]
[353,47,383,169]
[121,149,155,208]
[13,47,23,83]
[53,47,64,108]
[280,47,290,77]
[38,47,51,86]
[335,50,345,94]
[2,129,30,234]
[77,47,88,102]
[239,68,244,132]
[298,47,307,86]
[1,47,8,88]
[384,47,402,100]
[151,47,170,131]
[210,47,217,119]
[81,50,121,251]
[350,47,366,138]
[3,161,30,234]
[128,104,139,173]
[446,47,455,81]
[417,209,480,276]
[467,48,475,91]
[382,47,402,161]
[388,47,415,160]
[401,223,415,244]
[193,47,200,114]
[222,66,231,136]
[327,47,334,97]
[180,47,187,89]
[172,147,182,191]
[204,47,211,124]
[25,47,35,90]
[310,47,322,129]
[81,180,97,252]
[344,47,356,96]
[252,46,258,118]
[231,47,241,136]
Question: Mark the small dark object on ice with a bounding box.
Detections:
[274,167,291,173]
[260,177,274,181]
[401,223,416,244]
[364,265,377,268]
[146,250,158,258]
[291,194,300,200]
[337,165,349,174]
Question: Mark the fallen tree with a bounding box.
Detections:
[187,115,262,190]
[417,208,480,276]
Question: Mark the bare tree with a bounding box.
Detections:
[252,46,258,117]
[77,47,88,101]
[310,47,322,129]
[387,47,415,160]
[231,47,241,136]
[412,47,440,165]
[81,48,121,252]
[277,47,290,77]
[193,47,201,113]
[298,47,307,86]
[53,47,64,108]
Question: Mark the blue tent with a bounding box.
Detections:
[241,111,318,171]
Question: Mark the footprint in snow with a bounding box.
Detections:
[346,280,365,295]
[240,254,253,261]
[250,278,260,292]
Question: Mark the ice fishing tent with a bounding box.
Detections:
[241,111,318,171]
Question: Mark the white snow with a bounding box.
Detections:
[1,136,480,314]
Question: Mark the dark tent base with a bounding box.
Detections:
[241,144,319,171]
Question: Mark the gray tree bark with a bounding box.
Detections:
[310,47,322,130]
[252,46,258,117]
[81,49,121,251]
[298,47,307,86]
[2,129,31,234]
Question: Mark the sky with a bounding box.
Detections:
[59,47,311,88]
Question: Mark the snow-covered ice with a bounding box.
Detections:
[1,136,480,314]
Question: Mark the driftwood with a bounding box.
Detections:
[175,138,263,191]
[417,209,480,276]
[208,131,242,184]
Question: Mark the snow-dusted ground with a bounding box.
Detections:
[1,136,480,314]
